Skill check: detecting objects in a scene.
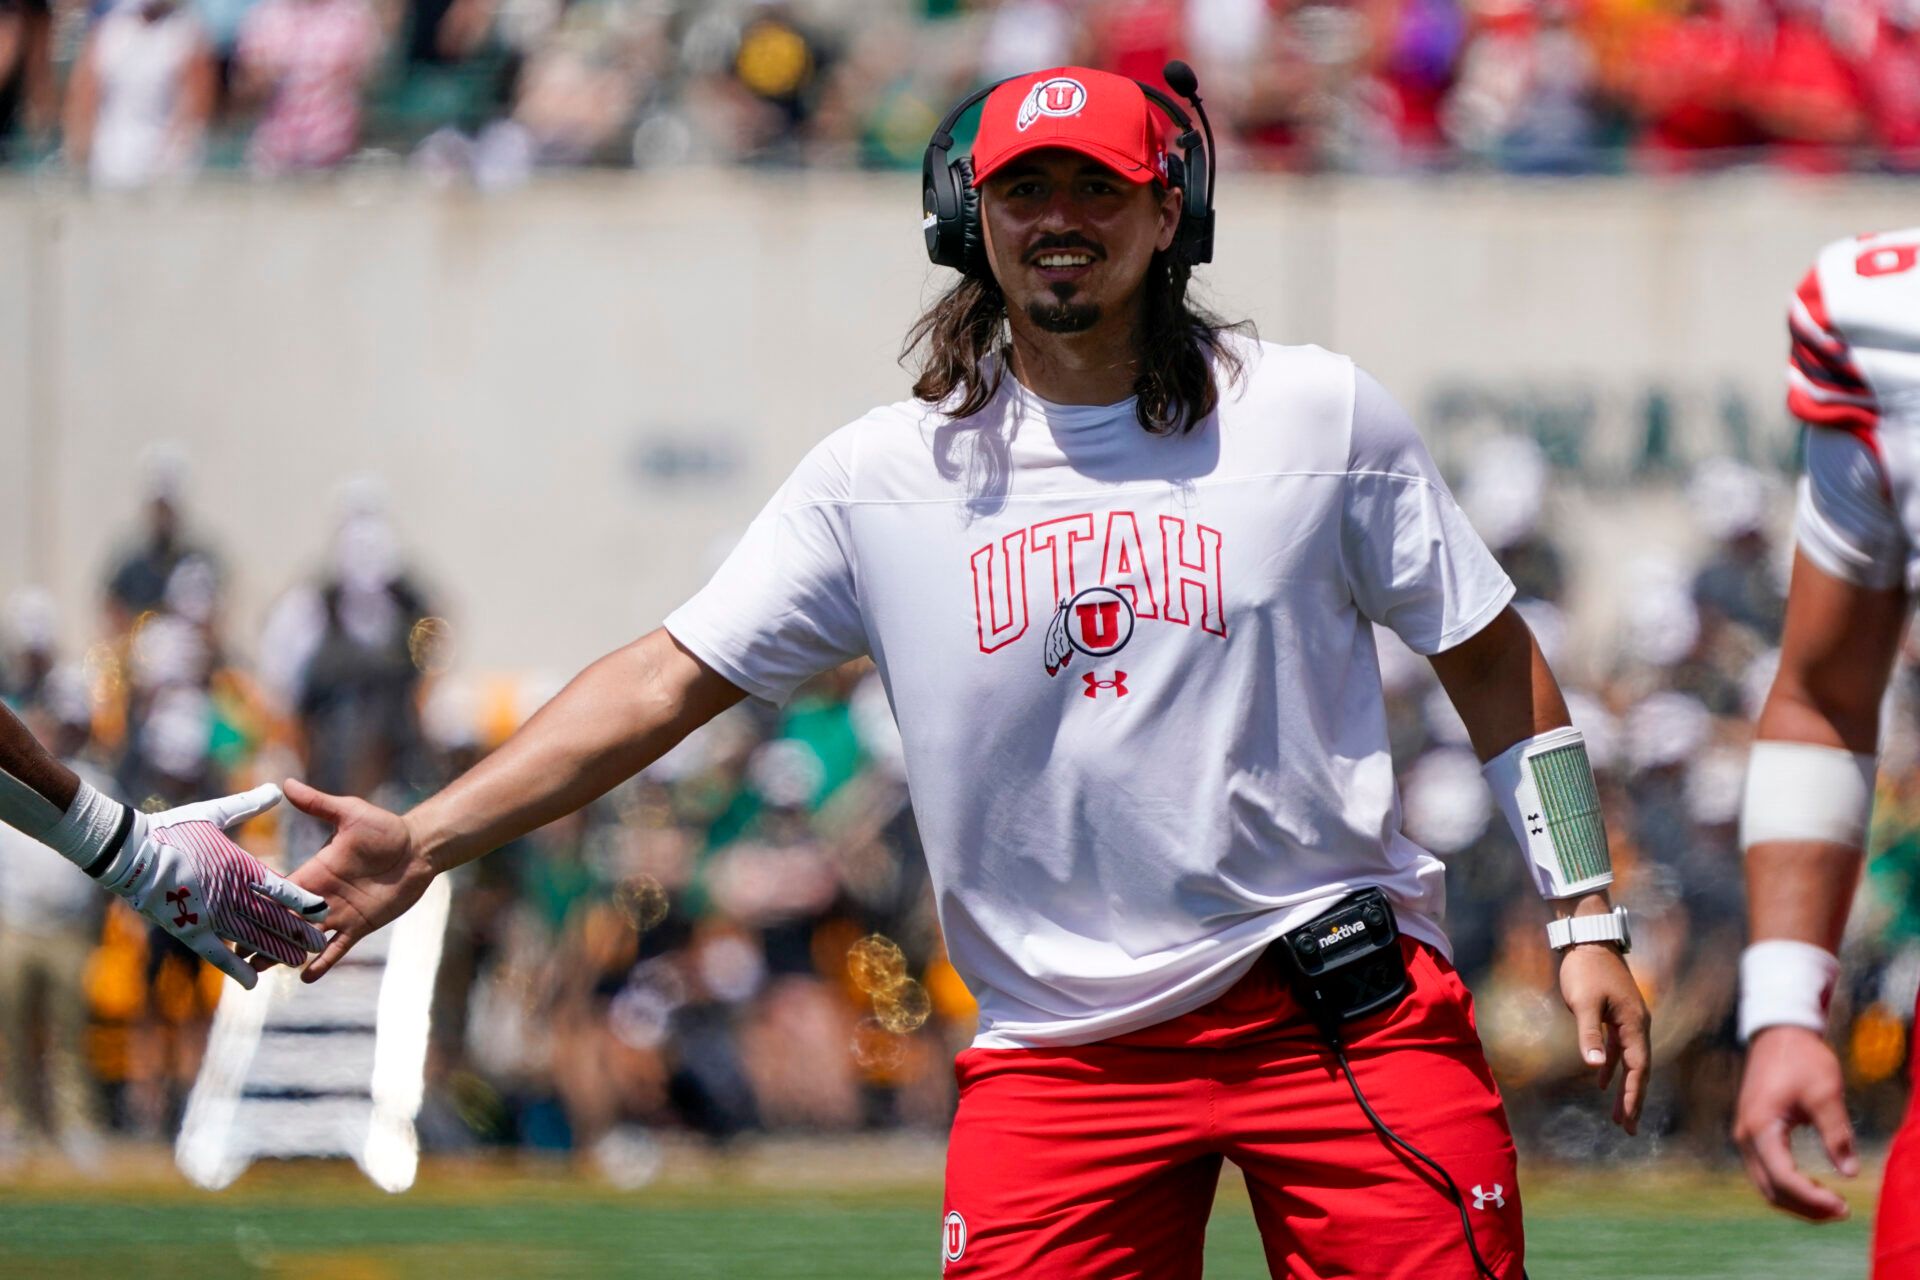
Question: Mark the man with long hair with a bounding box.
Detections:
[280,66,1646,1278]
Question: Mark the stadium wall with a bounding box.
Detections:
[1,173,1912,678]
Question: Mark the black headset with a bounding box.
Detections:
[921,60,1217,278]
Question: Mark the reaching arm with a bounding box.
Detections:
[1429,605,1650,1133]
[415,627,744,870]
[0,702,326,987]
[1734,549,1906,1222]
[286,627,746,979]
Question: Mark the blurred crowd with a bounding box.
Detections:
[0,448,976,1173]
[1,0,1918,189]
[5,438,1920,1177]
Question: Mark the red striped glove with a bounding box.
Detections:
[96,784,328,988]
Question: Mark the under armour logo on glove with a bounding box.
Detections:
[93,785,329,989]
[1471,1184,1505,1211]
[1082,671,1128,699]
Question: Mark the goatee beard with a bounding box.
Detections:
[1027,298,1101,334]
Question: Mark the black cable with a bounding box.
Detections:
[1329,1037,1509,1280]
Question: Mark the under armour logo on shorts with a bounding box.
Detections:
[1471,1183,1505,1211]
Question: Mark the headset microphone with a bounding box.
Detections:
[1160,61,1215,263]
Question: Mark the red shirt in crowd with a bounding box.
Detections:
[1746,8,1868,172]
[1857,15,1920,168]
[1627,3,1761,168]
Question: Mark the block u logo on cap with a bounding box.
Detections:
[1016,76,1088,131]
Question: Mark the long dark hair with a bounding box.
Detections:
[902,236,1251,436]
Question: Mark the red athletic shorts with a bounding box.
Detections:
[940,938,1523,1279]
[1874,1017,1920,1277]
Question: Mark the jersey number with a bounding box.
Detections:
[1857,245,1918,278]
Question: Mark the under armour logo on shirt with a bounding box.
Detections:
[1471,1183,1505,1211]
[1083,671,1127,699]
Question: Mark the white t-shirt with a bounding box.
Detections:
[1788,227,1920,588]
[666,337,1515,1047]
[91,4,206,191]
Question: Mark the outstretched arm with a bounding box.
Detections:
[1734,550,1906,1222]
[286,627,746,980]
[1430,606,1651,1134]
[0,702,327,986]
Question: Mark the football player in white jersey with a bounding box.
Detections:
[0,700,328,986]
[278,65,1646,1278]
[1733,226,1920,1273]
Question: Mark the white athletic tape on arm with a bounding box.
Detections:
[1483,726,1614,899]
[45,781,129,870]
[1739,939,1840,1042]
[1740,740,1876,850]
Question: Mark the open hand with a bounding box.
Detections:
[1558,942,1651,1134]
[1733,1025,1858,1222]
[278,778,438,982]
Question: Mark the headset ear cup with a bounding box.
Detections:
[954,158,985,277]
[925,153,957,268]
[922,179,945,266]
[1176,151,1213,265]
[1190,151,1214,264]
[1162,154,1191,262]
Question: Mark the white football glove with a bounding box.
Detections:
[94,784,328,988]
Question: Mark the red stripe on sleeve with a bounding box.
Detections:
[1788,386,1879,433]
[1786,260,1879,455]
[1792,341,1872,394]
[1797,266,1835,334]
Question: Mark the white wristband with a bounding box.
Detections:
[1739,939,1841,1043]
[1483,726,1614,899]
[1740,740,1875,850]
[44,781,129,871]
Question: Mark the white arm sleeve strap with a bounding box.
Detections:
[1482,726,1614,899]
[1740,740,1875,850]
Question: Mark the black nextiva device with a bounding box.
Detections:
[1279,887,1410,1036]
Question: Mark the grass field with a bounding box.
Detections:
[0,1141,1877,1278]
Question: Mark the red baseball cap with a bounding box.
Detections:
[970,67,1170,188]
